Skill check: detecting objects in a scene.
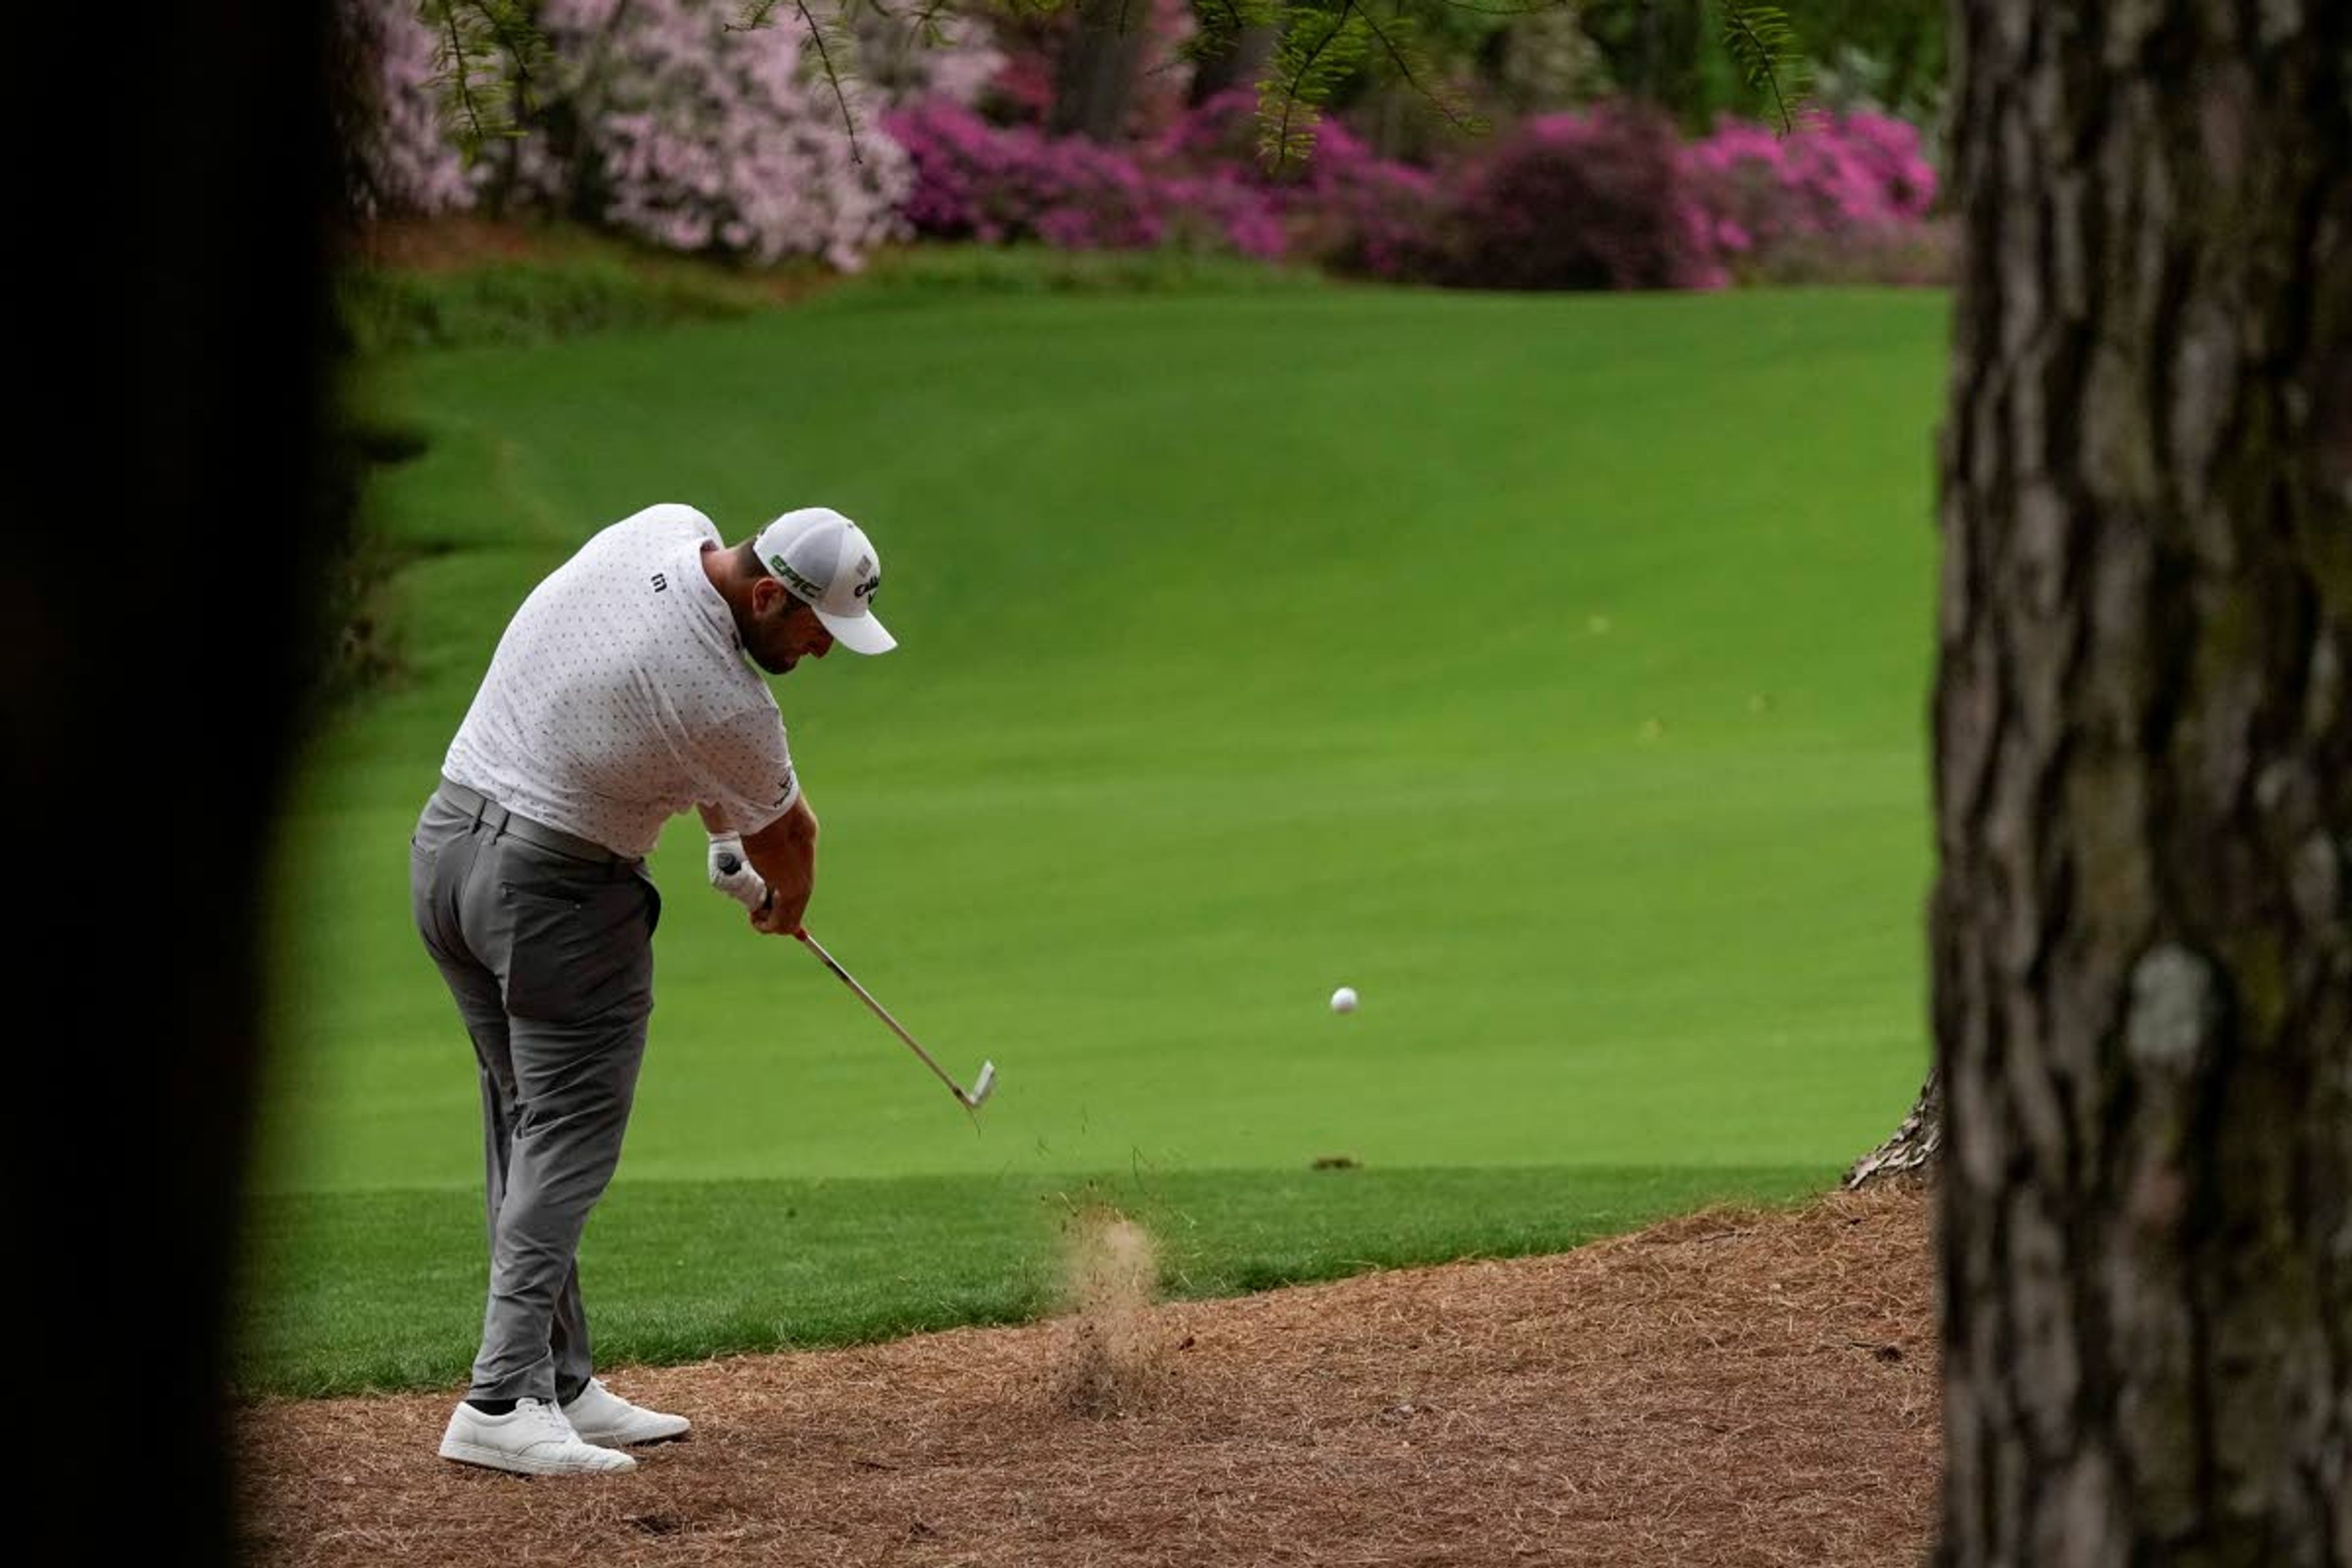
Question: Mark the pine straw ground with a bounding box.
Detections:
[239,1182,1938,1568]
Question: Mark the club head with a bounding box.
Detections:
[962,1060,997,1109]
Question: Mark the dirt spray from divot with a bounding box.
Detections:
[1052,1205,1166,1417]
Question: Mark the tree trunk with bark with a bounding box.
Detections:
[1845,1069,1942,1189]
[1049,0,1150,143]
[1931,1,2350,1562]
[1186,19,1275,107]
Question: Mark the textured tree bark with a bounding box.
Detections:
[1049,0,1151,143]
[1932,1,2350,1562]
[1847,1069,1943,1189]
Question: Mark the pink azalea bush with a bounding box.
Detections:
[342,0,998,271]
[516,0,910,270]
[1677,111,1941,282]
[886,101,1287,257]
[888,91,1440,273]
[1439,105,1713,290]
[891,90,1949,293]
[341,0,480,217]
[342,0,1946,291]
[1156,91,1441,280]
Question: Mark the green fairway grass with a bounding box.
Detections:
[238,1163,1827,1396]
[246,281,1946,1395]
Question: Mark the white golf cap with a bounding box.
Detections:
[753,507,896,655]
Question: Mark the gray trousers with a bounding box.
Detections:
[409,785,661,1404]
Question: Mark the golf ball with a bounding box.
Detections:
[1330,986,1359,1014]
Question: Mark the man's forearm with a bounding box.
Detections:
[743,795,818,932]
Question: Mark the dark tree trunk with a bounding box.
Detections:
[14,2,345,1561]
[1186,18,1275,107]
[1931,1,2351,1562]
[1049,0,1150,143]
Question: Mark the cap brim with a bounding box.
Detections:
[815,607,896,655]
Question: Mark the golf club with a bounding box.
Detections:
[718,853,996,1110]
[799,930,997,1110]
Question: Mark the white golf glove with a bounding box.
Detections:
[707,832,769,912]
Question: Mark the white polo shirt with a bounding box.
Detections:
[442,503,801,858]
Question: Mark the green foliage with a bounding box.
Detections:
[1576,0,1939,132]
[398,0,1943,183]
[1721,3,1810,132]
[1576,0,1714,124]
[336,256,768,353]
[418,0,550,162]
[1351,7,1488,139]
[1260,1,1374,168]
[1781,0,1942,120]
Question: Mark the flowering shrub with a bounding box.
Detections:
[1155,91,1441,281]
[343,0,1000,270]
[851,8,1006,110]
[341,0,478,217]
[342,0,1945,291]
[516,0,909,270]
[1678,111,1940,282]
[887,101,1286,257]
[1289,121,1444,281]
[1740,215,1958,287]
[1439,106,1710,290]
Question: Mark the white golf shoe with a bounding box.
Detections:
[560,1378,692,1446]
[438,1396,636,1476]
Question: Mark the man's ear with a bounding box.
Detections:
[750,576,783,618]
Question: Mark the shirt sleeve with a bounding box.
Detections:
[693,703,801,835]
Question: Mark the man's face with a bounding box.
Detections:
[747,581,835,675]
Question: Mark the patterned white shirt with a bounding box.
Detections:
[442,503,800,858]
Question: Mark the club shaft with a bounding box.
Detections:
[798,931,970,1099]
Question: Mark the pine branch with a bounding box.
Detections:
[794,0,865,164]
[1261,0,1370,173]
[729,0,866,165]
[1721,2,1811,135]
[421,0,546,162]
[1359,4,1486,138]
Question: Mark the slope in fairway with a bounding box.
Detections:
[245,285,1944,1390]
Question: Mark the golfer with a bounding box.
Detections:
[409,502,894,1476]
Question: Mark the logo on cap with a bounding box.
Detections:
[769,556,822,598]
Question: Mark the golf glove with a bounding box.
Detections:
[707,832,769,912]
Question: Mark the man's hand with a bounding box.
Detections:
[707,832,770,912]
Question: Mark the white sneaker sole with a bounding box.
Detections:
[438,1437,638,1476]
[569,1422,691,1447]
